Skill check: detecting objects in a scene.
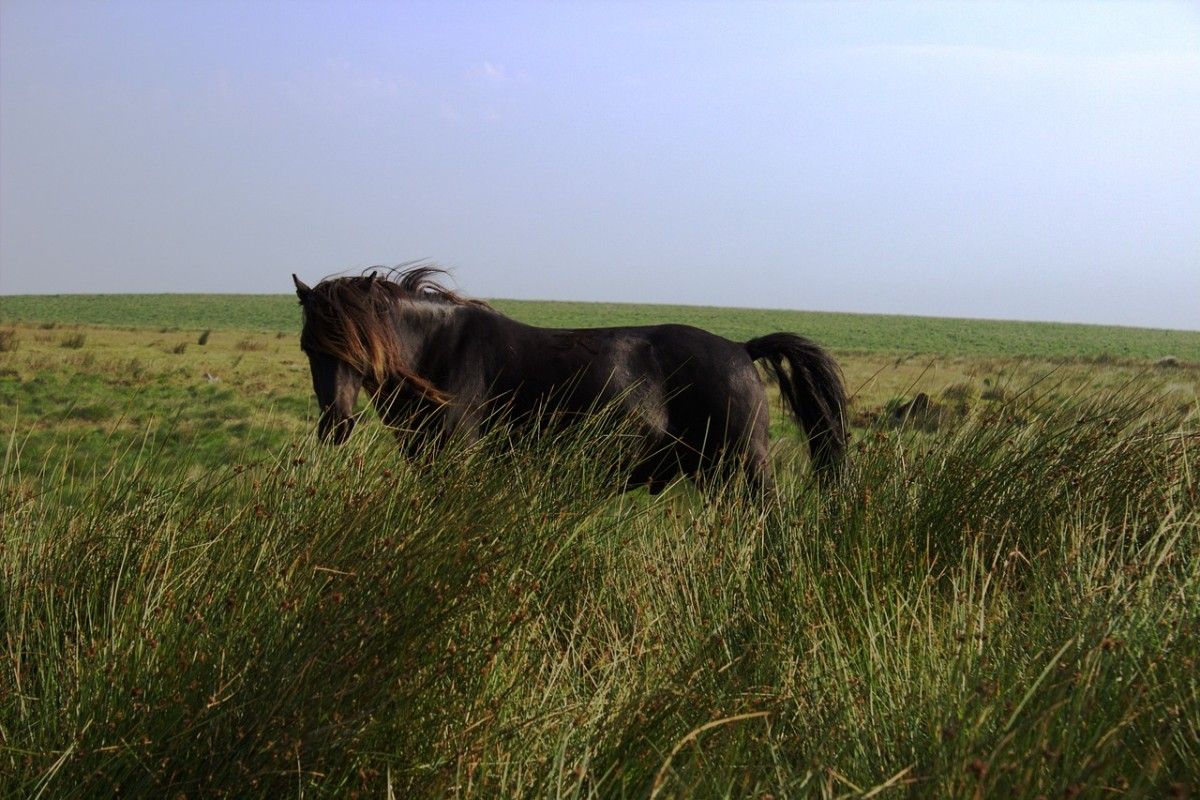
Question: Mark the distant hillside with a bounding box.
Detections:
[1,293,1197,361]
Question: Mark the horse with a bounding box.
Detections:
[293,267,847,494]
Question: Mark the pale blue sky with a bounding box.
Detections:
[1,1,1197,329]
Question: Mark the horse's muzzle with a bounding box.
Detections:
[317,412,356,445]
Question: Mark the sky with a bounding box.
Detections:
[1,1,1197,330]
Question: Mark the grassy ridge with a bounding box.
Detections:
[499,300,1200,362]
[3,390,1197,797]
[0,294,302,333]
[3,293,1198,360]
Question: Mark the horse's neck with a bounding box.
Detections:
[390,299,466,363]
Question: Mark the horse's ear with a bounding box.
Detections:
[293,274,312,302]
[369,270,379,281]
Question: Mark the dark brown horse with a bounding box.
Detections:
[293,267,846,493]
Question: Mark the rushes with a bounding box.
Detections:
[58,332,86,349]
[2,388,1197,798]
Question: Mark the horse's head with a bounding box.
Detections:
[295,274,363,445]
[305,347,363,445]
[294,269,460,444]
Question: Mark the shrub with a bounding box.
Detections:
[170,342,188,355]
[941,381,975,403]
[0,329,18,352]
[886,391,947,431]
[981,385,1009,402]
[198,330,211,346]
[65,403,112,422]
[59,332,86,349]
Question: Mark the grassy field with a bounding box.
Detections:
[3,292,1199,360]
[1,296,1198,797]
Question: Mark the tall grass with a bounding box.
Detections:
[2,389,1197,797]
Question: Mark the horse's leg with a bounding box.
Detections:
[735,386,777,502]
[744,452,776,499]
[375,394,444,463]
[692,402,776,502]
[394,425,438,462]
[644,461,682,495]
[439,400,485,450]
[626,442,680,495]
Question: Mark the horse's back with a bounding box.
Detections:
[463,316,765,421]
[445,311,774,487]
[639,324,762,400]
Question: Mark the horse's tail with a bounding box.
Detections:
[745,333,847,474]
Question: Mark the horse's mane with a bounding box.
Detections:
[299,265,487,402]
[388,265,490,307]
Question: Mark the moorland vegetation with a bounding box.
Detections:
[1,297,1197,797]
